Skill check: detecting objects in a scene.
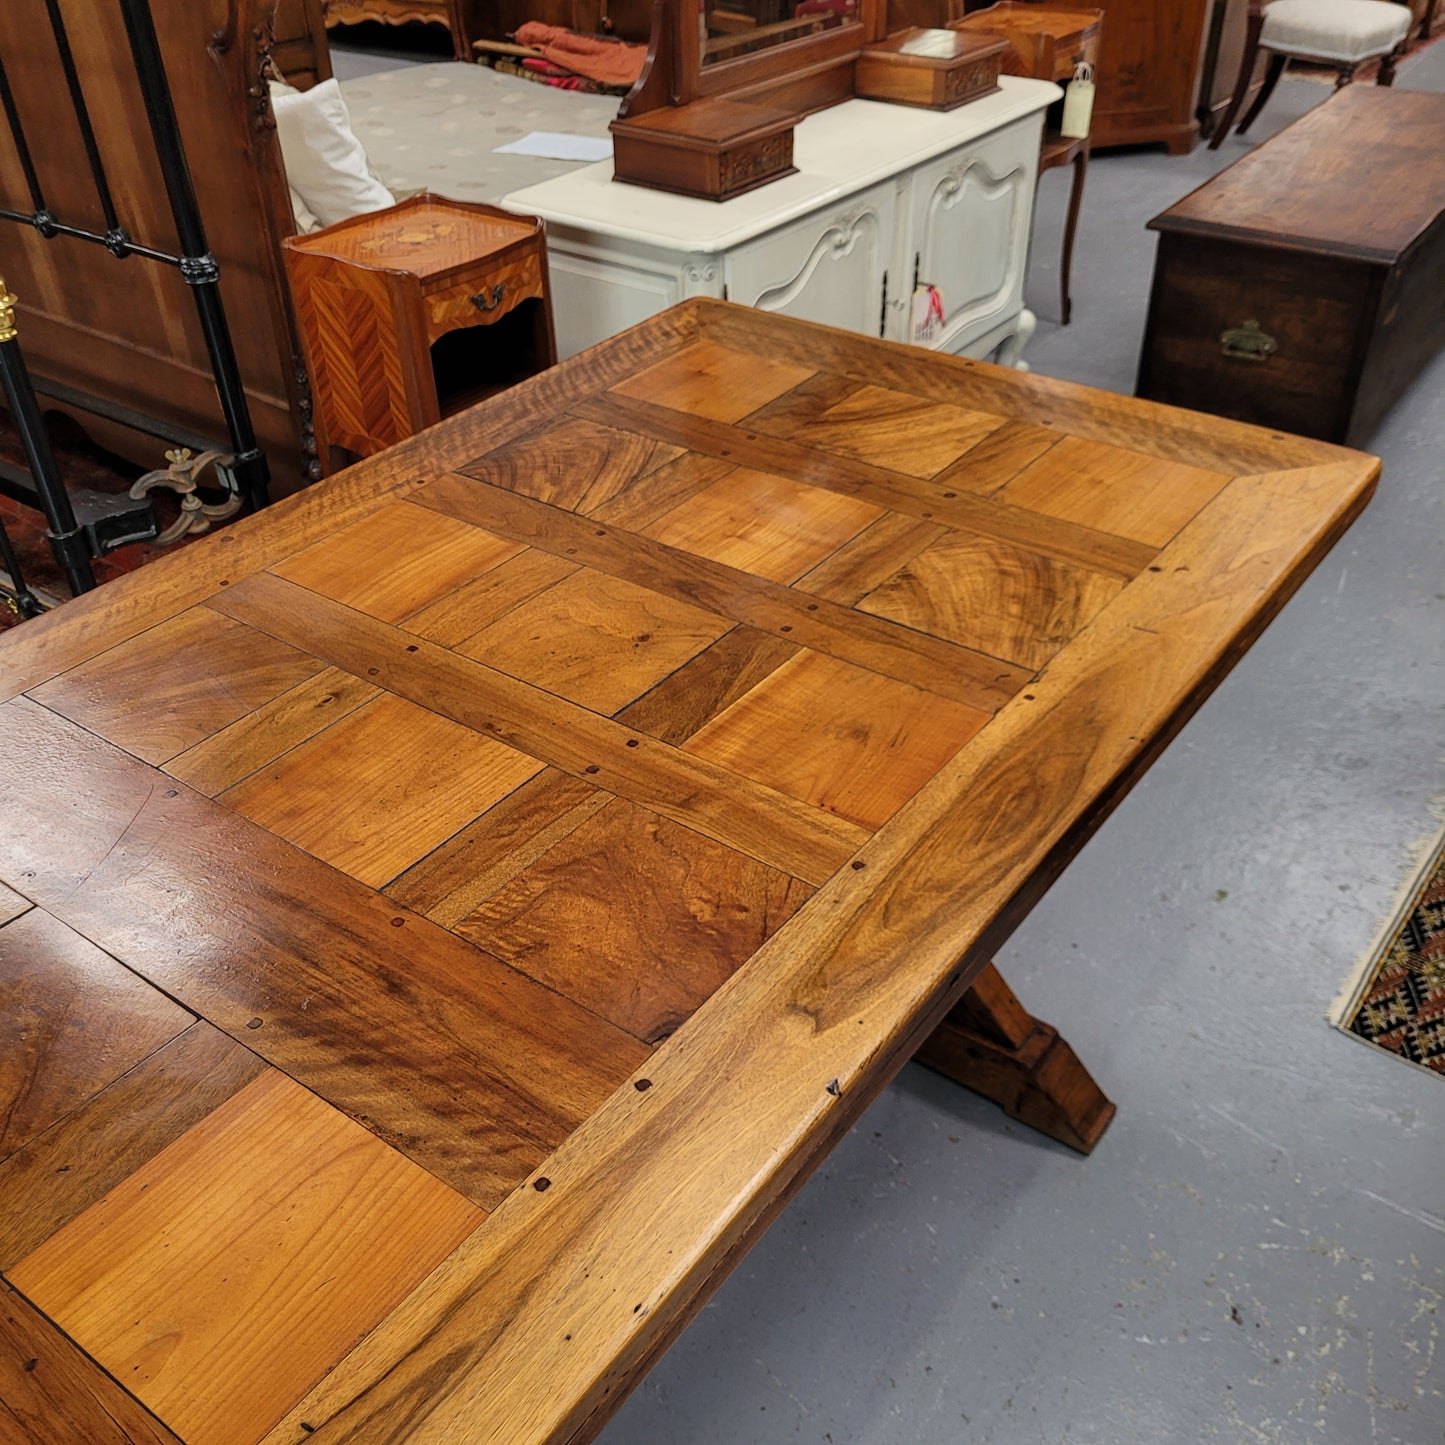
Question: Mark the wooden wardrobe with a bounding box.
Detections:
[958,0,1256,153]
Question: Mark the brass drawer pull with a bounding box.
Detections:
[470,283,506,313]
[1220,319,1277,362]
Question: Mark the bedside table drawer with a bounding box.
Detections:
[424,254,545,344]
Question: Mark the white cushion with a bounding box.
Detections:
[1261,1,1412,63]
[287,185,322,236]
[269,78,395,229]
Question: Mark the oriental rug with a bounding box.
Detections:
[1336,824,1445,1076]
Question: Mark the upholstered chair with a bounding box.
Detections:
[1210,0,1413,148]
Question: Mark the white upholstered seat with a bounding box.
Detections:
[1210,0,1412,149]
[1260,0,1412,64]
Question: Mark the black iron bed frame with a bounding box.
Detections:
[0,0,270,605]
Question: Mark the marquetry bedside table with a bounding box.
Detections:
[284,194,556,477]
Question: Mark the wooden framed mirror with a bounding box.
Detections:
[622,0,887,118]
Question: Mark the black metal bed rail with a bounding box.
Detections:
[0,279,95,597]
[0,0,270,601]
[0,508,42,621]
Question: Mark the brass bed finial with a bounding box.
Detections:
[0,278,19,343]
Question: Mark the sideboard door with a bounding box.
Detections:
[904,118,1041,356]
[723,181,901,339]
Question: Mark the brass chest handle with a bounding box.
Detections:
[1220,319,1277,362]
[470,283,506,313]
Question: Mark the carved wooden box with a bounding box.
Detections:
[854,28,1006,111]
[610,98,798,201]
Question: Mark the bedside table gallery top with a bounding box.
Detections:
[0,301,1375,1445]
[286,192,544,279]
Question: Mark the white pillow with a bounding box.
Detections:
[288,185,322,235]
[269,78,395,228]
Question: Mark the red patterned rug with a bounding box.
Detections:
[0,410,198,628]
[1338,827,1445,1076]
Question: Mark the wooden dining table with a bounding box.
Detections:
[0,300,1376,1445]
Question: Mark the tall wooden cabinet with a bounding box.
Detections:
[964,0,1238,153]
[1067,0,1214,152]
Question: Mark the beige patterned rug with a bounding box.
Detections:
[340,62,618,205]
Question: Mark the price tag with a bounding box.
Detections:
[1060,61,1095,140]
[911,283,945,344]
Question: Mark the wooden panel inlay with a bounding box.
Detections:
[1,1283,181,1445]
[0,696,650,1209]
[792,383,1005,478]
[686,650,990,829]
[386,770,610,929]
[271,498,524,623]
[617,626,801,746]
[586,451,739,532]
[460,569,732,714]
[609,338,814,422]
[464,417,685,514]
[456,798,813,1044]
[412,474,1030,710]
[164,666,381,798]
[738,371,867,438]
[0,880,30,927]
[931,419,1061,498]
[403,549,581,651]
[859,531,1126,670]
[0,1022,266,1271]
[209,572,867,886]
[28,609,323,766]
[796,513,949,606]
[1,909,192,1163]
[999,436,1233,548]
[572,392,1160,581]
[10,1069,483,1445]
[220,691,545,888]
[642,467,883,583]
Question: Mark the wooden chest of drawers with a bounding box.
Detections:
[1136,87,1445,446]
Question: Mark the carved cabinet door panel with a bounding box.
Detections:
[723,181,902,339]
[902,118,1038,355]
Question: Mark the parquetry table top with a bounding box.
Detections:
[0,301,1376,1444]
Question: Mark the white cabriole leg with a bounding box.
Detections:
[997,307,1036,371]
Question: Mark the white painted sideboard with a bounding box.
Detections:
[503,78,1060,368]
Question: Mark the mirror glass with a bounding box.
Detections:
[699,0,861,66]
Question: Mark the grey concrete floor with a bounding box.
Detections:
[330,35,1445,1441]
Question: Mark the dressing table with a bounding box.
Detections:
[503,0,1058,365]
